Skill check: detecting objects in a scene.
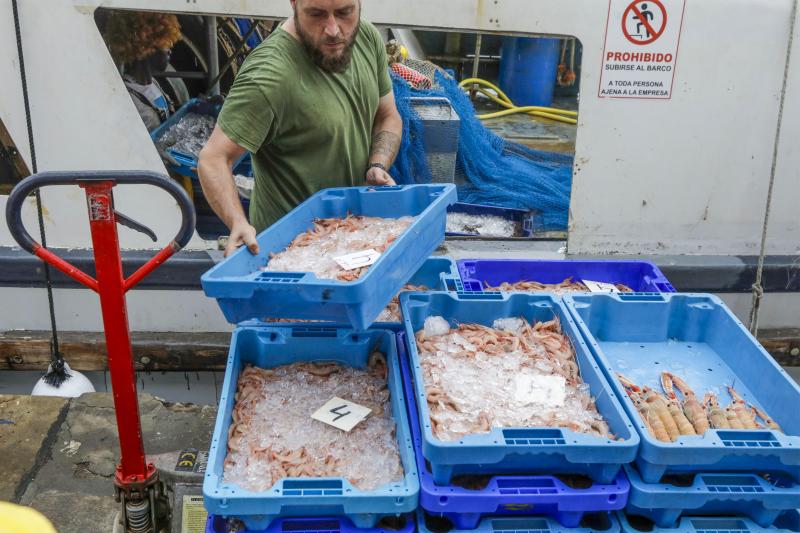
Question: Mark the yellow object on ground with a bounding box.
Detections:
[459,77,578,125]
[0,501,57,533]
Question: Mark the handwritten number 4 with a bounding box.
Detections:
[330,404,351,422]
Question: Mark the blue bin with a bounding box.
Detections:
[499,37,562,108]
[457,260,675,294]
[201,184,457,330]
[446,203,542,238]
[419,510,621,533]
[399,291,639,485]
[205,514,415,533]
[150,98,249,178]
[397,331,629,529]
[203,326,419,529]
[625,466,800,528]
[564,293,800,483]
[617,510,800,533]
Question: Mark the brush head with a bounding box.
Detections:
[42,358,71,388]
[32,361,95,398]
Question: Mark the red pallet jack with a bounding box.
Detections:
[6,171,196,533]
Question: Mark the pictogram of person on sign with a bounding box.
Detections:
[622,0,667,45]
[634,3,655,38]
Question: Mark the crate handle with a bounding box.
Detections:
[272,517,344,532]
[618,293,666,302]
[655,282,675,293]
[456,292,505,301]
[502,428,566,445]
[486,516,553,532]
[687,518,750,531]
[366,185,404,192]
[697,473,768,492]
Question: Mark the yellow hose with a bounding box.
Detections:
[459,77,578,125]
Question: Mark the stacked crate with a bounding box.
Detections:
[397,291,639,533]
[564,292,800,533]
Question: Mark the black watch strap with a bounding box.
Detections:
[369,162,387,172]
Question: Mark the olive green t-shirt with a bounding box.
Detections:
[217,21,392,232]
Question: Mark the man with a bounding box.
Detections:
[104,11,182,130]
[198,0,402,256]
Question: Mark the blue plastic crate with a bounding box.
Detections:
[398,291,639,485]
[446,203,542,238]
[242,257,461,330]
[205,514,415,533]
[563,292,800,484]
[150,98,249,179]
[203,326,419,529]
[419,509,622,533]
[202,184,457,330]
[396,331,629,529]
[457,260,675,293]
[617,510,800,533]
[624,465,800,528]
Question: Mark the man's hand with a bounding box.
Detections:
[366,166,397,186]
[225,220,260,257]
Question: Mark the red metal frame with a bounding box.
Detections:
[35,182,180,491]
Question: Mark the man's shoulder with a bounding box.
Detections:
[238,29,299,79]
[357,19,382,48]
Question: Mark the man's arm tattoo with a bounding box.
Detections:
[370,131,401,164]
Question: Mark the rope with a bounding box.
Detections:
[749,0,799,336]
[12,0,69,385]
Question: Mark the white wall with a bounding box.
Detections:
[0,0,797,256]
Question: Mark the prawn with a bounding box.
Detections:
[726,386,761,429]
[665,372,709,435]
[660,373,697,436]
[704,393,730,429]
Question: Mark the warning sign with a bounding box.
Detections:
[599,0,686,99]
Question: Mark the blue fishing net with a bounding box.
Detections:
[390,72,574,231]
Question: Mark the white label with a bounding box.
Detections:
[334,249,381,271]
[312,397,372,432]
[583,280,622,293]
[513,374,566,408]
[598,0,686,99]
[181,495,207,533]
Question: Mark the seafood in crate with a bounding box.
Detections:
[485,277,634,294]
[446,212,519,238]
[224,355,403,493]
[155,111,216,157]
[618,372,782,443]
[376,284,429,322]
[262,214,413,282]
[414,315,614,441]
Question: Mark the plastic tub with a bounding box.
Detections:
[397,331,629,529]
[201,184,457,330]
[499,37,561,108]
[625,465,800,528]
[150,98,248,178]
[564,292,800,483]
[457,260,675,293]
[419,509,621,533]
[399,291,639,485]
[203,326,419,529]
[205,514,415,533]
[617,510,800,533]
[446,203,541,238]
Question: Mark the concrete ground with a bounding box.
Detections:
[0,392,216,533]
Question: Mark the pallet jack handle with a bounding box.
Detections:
[6,171,195,293]
[6,171,195,531]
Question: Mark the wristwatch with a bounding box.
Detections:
[368,162,387,172]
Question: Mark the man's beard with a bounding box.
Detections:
[295,14,360,74]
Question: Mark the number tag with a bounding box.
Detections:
[583,279,622,293]
[334,249,381,271]
[311,396,372,432]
